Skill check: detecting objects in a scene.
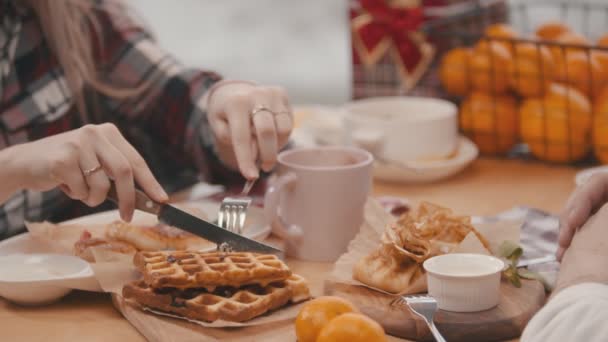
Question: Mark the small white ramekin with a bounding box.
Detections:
[423,253,505,312]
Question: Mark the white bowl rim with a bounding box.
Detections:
[342,96,457,123]
[423,253,505,279]
[0,253,91,284]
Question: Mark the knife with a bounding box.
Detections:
[107,184,282,256]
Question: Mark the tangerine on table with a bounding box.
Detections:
[509,43,555,97]
[535,21,571,41]
[484,23,519,52]
[439,47,473,96]
[520,83,592,163]
[459,91,518,155]
[470,41,512,94]
[598,34,608,47]
[316,313,387,342]
[295,296,359,342]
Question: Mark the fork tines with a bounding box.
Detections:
[218,197,252,234]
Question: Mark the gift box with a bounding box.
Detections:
[350,0,508,99]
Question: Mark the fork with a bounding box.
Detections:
[217,178,256,234]
[391,294,446,342]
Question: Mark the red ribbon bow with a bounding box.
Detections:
[353,0,424,71]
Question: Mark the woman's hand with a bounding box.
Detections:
[558,172,608,260]
[6,123,168,221]
[206,81,293,180]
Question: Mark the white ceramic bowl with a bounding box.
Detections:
[0,254,92,306]
[343,97,458,163]
[423,253,505,312]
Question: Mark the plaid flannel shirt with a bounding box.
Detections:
[0,1,236,238]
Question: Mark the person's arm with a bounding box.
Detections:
[557,172,608,260]
[521,283,608,342]
[0,146,24,204]
[521,204,608,341]
[90,4,292,182]
[554,204,608,294]
[89,6,227,181]
[0,124,167,220]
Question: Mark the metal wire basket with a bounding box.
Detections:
[418,0,608,164]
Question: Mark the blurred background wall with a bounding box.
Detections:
[129,0,597,105]
[129,0,351,105]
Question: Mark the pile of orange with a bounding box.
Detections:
[295,296,387,342]
[439,22,608,163]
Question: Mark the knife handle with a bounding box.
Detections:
[107,182,162,215]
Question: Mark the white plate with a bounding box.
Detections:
[373,136,478,183]
[575,166,608,186]
[0,200,272,293]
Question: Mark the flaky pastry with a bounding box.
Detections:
[106,221,214,251]
[353,202,490,294]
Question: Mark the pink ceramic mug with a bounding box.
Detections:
[264,146,374,261]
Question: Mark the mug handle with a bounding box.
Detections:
[264,172,303,244]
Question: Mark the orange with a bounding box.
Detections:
[594,85,608,111]
[594,51,608,75]
[536,21,571,41]
[484,23,519,52]
[553,32,590,55]
[520,83,592,163]
[439,48,473,96]
[316,313,387,342]
[554,52,607,99]
[597,34,608,78]
[295,296,359,342]
[459,92,519,155]
[551,32,591,78]
[509,43,555,97]
[470,41,512,94]
[594,86,608,163]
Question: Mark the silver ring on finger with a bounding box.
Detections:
[82,164,102,177]
[251,105,276,117]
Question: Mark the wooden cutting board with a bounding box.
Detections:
[325,279,546,342]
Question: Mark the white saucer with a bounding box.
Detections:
[575,166,608,186]
[372,136,478,183]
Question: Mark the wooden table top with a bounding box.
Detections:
[0,158,580,341]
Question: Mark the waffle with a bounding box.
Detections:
[134,251,292,290]
[122,274,311,322]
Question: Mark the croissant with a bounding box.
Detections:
[353,223,430,294]
[353,202,490,294]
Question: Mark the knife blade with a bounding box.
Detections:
[107,184,282,256]
[158,204,281,255]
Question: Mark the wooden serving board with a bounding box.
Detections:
[325,279,546,342]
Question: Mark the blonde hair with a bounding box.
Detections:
[24,0,149,118]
